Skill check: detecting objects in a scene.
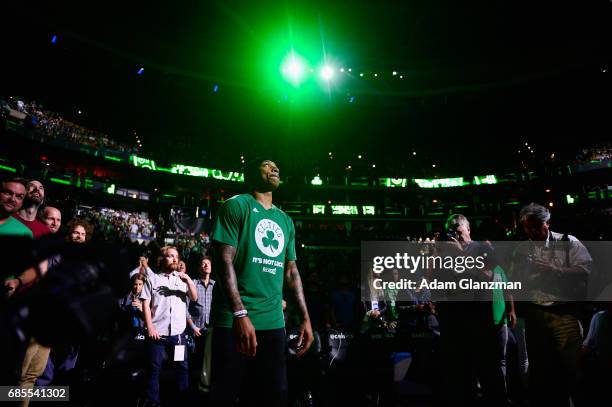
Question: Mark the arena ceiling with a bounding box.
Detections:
[4,0,611,177]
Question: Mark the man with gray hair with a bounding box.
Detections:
[512,202,592,407]
[445,213,470,241]
[436,213,510,406]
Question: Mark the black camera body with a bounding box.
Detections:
[445,229,458,241]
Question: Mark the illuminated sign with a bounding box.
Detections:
[130,155,244,183]
[362,206,376,215]
[131,155,157,170]
[312,205,375,215]
[311,176,323,186]
[413,178,467,188]
[171,164,209,177]
[210,169,244,182]
[129,155,502,188]
[332,205,359,215]
[380,178,408,188]
[379,175,500,189]
[473,175,497,185]
[312,205,326,214]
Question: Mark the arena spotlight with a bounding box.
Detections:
[281,51,307,86]
[320,65,335,81]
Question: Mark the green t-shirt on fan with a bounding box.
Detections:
[0,217,34,238]
[211,193,297,330]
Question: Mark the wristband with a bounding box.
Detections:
[233,309,248,319]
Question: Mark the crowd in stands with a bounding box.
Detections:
[76,207,157,242]
[576,142,612,163]
[1,97,136,153]
[172,233,210,264]
[5,97,612,188]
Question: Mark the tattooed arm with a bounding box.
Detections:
[285,260,314,357]
[214,242,257,357]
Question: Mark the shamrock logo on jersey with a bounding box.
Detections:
[255,219,285,257]
[263,230,279,250]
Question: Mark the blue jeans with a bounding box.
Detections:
[146,333,189,403]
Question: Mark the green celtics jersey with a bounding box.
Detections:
[211,193,297,330]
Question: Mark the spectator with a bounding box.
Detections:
[36,219,92,388]
[119,274,147,335]
[14,180,50,238]
[0,177,31,239]
[186,256,215,389]
[39,206,62,234]
[141,246,197,406]
[576,303,612,405]
[15,207,64,405]
[435,214,508,406]
[511,203,592,407]
[16,217,89,405]
[2,178,33,297]
[65,218,91,243]
[582,305,612,365]
[187,257,214,338]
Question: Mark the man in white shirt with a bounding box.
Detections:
[141,246,197,406]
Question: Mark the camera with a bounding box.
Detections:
[446,229,458,241]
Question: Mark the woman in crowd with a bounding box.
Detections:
[119,274,147,335]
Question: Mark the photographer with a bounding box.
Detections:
[510,203,592,407]
[435,214,508,406]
